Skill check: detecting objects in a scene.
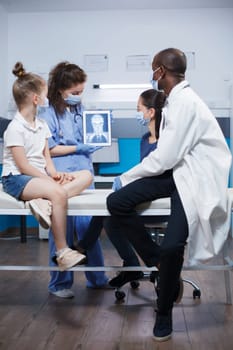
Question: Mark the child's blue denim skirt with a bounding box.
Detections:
[1,173,33,200]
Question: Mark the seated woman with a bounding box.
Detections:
[77,89,167,287]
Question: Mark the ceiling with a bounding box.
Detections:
[0,0,232,13]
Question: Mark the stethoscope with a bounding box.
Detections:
[56,106,82,139]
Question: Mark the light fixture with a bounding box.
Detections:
[93,83,152,89]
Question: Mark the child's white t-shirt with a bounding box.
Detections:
[2,111,51,176]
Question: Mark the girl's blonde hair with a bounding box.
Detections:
[12,62,46,109]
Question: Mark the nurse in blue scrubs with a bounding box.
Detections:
[40,61,108,298]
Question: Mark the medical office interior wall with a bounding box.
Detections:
[0,5,8,117]
[0,6,233,231]
[5,7,233,116]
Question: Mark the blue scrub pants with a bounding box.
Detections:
[48,216,108,292]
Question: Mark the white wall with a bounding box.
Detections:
[6,8,233,116]
[0,5,8,116]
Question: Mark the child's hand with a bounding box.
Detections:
[52,172,64,184]
[52,172,74,184]
[64,173,75,182]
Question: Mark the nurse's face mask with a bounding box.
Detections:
[63,83,84,106]
[64,94,81,106]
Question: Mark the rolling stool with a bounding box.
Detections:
[114,222,201,301]
[145,222,201,300]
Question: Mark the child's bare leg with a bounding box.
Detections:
[63,170,93,198]
[21,178,69,250]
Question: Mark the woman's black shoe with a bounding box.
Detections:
[109,271,144,288]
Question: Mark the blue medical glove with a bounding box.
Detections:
[76,143,92,154]
[76,143,103,155]
[112,176,122,191]
[91,146,103,153]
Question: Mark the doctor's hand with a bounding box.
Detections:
[76,143,101,155]
[112,176,122,191]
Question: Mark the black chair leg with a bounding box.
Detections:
[20,215,27,243]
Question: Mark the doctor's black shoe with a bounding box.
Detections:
[153,310,172,342]
[108,271,144,288]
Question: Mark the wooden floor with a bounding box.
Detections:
[0,230,233,350]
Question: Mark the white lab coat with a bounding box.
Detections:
[120,81,232,266]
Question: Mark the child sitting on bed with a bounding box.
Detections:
[1,62,92,271]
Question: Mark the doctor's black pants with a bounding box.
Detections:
[106,170,189,314]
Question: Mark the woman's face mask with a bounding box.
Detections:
[64,94,81,106]
[136,111,150,126]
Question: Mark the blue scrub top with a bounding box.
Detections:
[140,131,157,161]
[39,105,94,175]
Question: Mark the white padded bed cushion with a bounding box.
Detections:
[68,188,233,212]
[0,187,170,212]
[1,186,232,212]
[68,189,171,211]
[0,184,25,209]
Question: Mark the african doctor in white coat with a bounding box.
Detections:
[121,79,232,266]
[107,48,232,341]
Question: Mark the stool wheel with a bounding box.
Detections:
[193,289,201,299]
[130,280,140,289]
[115,290,126,301]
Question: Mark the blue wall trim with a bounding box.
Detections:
[99,138,140,174]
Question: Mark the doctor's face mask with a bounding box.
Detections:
[150,67,164,92]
